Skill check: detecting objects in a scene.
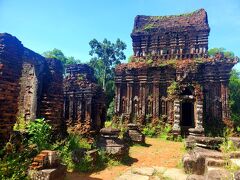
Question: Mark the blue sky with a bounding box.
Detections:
[0,0,239,68]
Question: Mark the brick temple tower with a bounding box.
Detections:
[115,9,238,135]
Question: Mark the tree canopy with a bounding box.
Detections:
[208,47,235,58]
[89,38,126,91]
[229,69,240,126]
[43,48,81,66]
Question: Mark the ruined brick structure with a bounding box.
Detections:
[63,64,106,135]
[0,33,65,145]
[115,9,238,135]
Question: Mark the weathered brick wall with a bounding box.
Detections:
[17,48,45,121]
[0,33,24,145]
[0,33,65,145]
[39,58,65,136]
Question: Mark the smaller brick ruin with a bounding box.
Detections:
[63,64,106,135]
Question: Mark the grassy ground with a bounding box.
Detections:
[66,138,185,180]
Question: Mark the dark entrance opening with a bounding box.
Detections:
[181,101,194,127]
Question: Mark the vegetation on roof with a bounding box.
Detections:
[135,9,206,32]
[150,9,201,20]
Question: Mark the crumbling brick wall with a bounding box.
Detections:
[18,48,45,121]
[0,33,24,146]
[0,33,65,146]
[39,58,65,136]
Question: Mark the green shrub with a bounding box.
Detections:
[27,118,52,151]
[104,121,112,127]
[0,118,52,179]
[51,134,93,172]
[142,124,158,137]
[167,81,179,96]
[142,122,176,141]
[159,123,172,140]
[146,59,153,64]
[75,154,94,172]
[107,99,115,121]
[0,148,34,180]
[221,140,237,153]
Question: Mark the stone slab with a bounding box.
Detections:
[115,173,149,180]
[132,167,155,176]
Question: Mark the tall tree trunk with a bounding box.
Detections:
[103,67,107,91]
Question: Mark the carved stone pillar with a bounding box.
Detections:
[117,84,121,113]
[77,97,82,123]
[69,95,74,124]
[196,100,203,129]
[85,97,92,122]
[141,83,146,116]
[139,83,143,115]
[127,83,133,114]
[63,96,68,120]
[221,82,229,119]
[172,99,181,134]
[153,84,156,116]
[153,83,160,118]
[115,83,121,114]
[126,83,130,113]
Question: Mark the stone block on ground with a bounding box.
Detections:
[29,164,66,180]
[185,136,223,150]
[29,150,66,180]
[187,174,205,180]
[98,127,129,158]
[124,124,145,144]
[115,173,149,180]
[229,137,240,149]
[206,167,232,180]
[234,170,240,180]
[131,167,155,176]
[162,168,188,180]
[182,147,223,175]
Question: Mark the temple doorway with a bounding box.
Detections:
[181,101,194,134]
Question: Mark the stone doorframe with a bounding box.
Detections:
[172,95,204,135]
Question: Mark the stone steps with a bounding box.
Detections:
[205,167,233,180]
[229,151,240,159]
[205,157,225,167]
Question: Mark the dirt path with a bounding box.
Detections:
[66,138,184,180]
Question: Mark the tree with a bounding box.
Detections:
[89,38,126,91]
[208,48,235,58]
[229,69,240,126]
[43,48,81,66]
